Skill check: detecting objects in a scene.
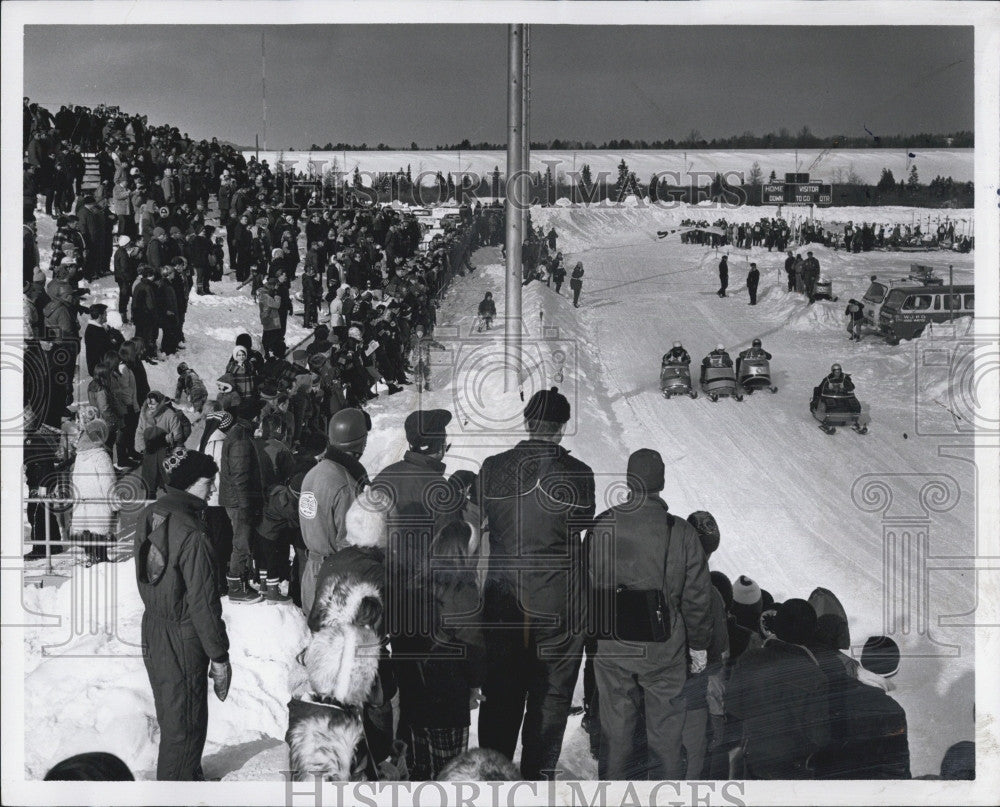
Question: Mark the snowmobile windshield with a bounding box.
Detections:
[863,282,887,305]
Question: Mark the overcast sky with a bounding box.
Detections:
[24,25,973,148]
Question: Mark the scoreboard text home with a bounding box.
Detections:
[762,173,833,206]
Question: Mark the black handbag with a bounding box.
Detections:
[594,515,673,642]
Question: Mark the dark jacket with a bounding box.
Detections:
[259,483,302,546]
[218,419,261,510]
[478,439,595,640]
[135,487,229,663]
[370,451,462,637]
[84,323,123,377]
[727,638,830,778]
[131,277,158,322]
[395,571,487,728]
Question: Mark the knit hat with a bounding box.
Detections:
[731,575,763,632]
[687,510,720,557]
[176,362,189,376]
[44,751,134,782]
[259,380,279,401]
[626,448,664,494]
[860,635,901,677]
[524,386,571,425]
[153,226,165,237]
[162,447,218,491]
[206,409,234,432]
[770,598,817,646]
[235,333,254,351]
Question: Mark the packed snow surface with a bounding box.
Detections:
[23,203,976,781]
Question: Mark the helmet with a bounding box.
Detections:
[831,363,842,373]
[673,341,682,349]
[327,408,370,454]
[716,344,725,351]
[752,338,762,348]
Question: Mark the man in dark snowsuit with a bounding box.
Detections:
[746,262,760,305]
[717,256,729,297]
[477,387,595,780]
[135,449,231,780]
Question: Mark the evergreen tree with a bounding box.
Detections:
[648,173,659,202]
[581,163,593,189]
[352,166,363,189]
[877,168,896,192]
[447,173,456,200]
[768,169,777,182]
[748,161,763,186]
[907,165,920,188]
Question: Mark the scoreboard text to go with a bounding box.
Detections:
[761,183,833,206]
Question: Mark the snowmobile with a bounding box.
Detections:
[660,362,698,399]
[474,315,494,333]
[812,278,838,302]
[810,387,868,434]
[700,364,743,402]
[737,357,778,395]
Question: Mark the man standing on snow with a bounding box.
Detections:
[587,449,714,779]
[136,448,231,780]
[477,387,595,780]
[784,250,796,292]
[802,251,820,304]
[746,262,760,306]
[717,255,729,298]
[298,408,371,614]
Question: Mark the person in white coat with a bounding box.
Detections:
[69,418,117,565]
[327,285,349,328]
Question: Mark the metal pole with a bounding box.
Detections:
[949,263,955,334]
[522,26,531,237]
[261,31,267,152]
[505,24,525,392]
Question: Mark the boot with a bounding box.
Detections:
[263,577,291,603]
[226,575,263,604]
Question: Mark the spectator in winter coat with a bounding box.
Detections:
[69,418,117,565]
[570,261,585,307]
[84,304,124,377]
[726,599,830,778]
[812,635,910,779]
[113,236,140,323]
[135,391,192,454]
[146,227,169,270]
[214,374,243,413]
[298,408,371,615]
[225,345,257,401]
[784,251,796,292]
[301,262,321,329]
[845,298,865,341]
[398,521,487,780]
[154,265,181,355]
[77,194,109,280]
[717,256,729,298]
[680,511,731,780]
[174,363,208,413]
[131,266,159,358]
[258,276,284,358]
[86,353,127,453]
[746,263,760,305]
[476,292,496,331]
[551,254,567,294]
[586,450,714,780]
[135,448,231,780]
[218,412,264,603]
[198,408,234,592]
[188,224,215,295]
[802,252,820,304]
[255,471,300,604]
[476,387,595,780]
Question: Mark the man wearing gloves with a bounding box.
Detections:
[586,448,714,780]
[135,447,231,780]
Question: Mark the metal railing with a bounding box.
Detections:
[22,496,155,579]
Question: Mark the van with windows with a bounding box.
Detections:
[876,279,974,343]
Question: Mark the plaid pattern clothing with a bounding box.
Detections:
[409,726,469,781]
[50,227,86,266]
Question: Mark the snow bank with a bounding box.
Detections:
[22,560,310,779]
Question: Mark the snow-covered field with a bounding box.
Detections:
[247,148,974,186]
[21,203,979,781]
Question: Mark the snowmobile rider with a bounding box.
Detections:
[662,341,692,366]
[818,363,855,396]
[702,344,734,370]
[736,338,771,376]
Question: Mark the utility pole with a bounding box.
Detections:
[261,31,267,152]
[505,24,526,392]
[521,25,531,239]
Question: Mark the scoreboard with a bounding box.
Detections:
[761,174,832,206]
